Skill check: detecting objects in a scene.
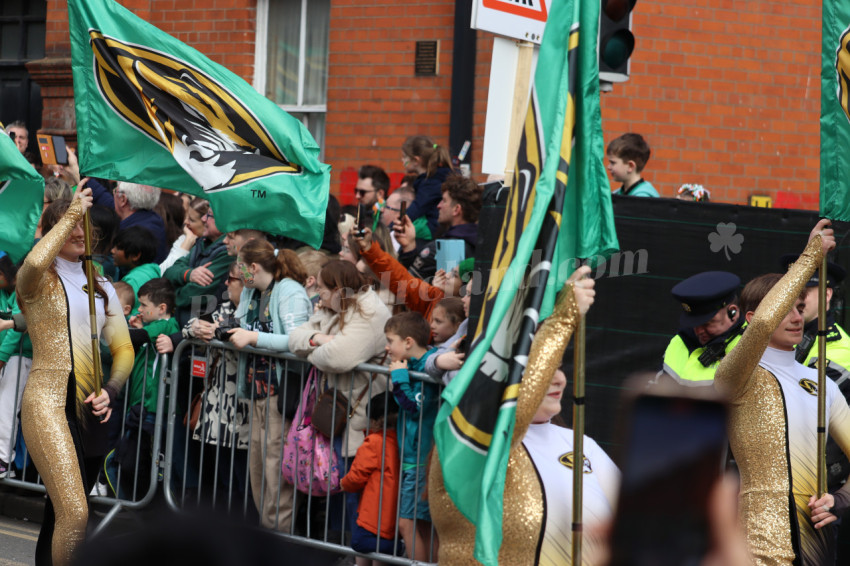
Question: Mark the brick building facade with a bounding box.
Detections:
[27,0,822,209]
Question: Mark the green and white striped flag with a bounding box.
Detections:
[431,0,618,563]
[0,132,44,263]
[68,0,330,248]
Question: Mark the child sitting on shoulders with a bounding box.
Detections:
[384,312,440,562]
[341,392,402,565]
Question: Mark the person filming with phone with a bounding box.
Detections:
[394,174,481,281]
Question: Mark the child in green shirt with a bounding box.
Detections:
[127,278,179,415]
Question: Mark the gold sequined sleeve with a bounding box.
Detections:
[16,198,84,303]
[715,236,823,402]
[512,283,580,446]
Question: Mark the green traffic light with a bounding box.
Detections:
[601,29,635,69]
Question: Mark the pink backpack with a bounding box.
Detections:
[281,367,342,496]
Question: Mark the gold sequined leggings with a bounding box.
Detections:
[21,369,87,566]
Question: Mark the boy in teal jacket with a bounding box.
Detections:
[384,311,439,562]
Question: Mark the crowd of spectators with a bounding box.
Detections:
[0,127,491,563]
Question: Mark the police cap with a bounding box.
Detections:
[671,271,741,328]
[780,254,846,288]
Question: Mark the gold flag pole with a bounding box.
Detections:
[817,255,828,497]
[572,314,586,564]
[83,209,103,398]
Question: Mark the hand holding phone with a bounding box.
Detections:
[354,206,366,238]
[394,215,417,252]
[352,225,372,251]
[37,135,68,165]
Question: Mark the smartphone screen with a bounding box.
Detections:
[53,135,68,165]
[608,394,728,566]
[435,239,465,273]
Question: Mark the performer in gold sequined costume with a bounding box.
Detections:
[16,187,134,566]
[429,267,613,565]
[715,221,850,566]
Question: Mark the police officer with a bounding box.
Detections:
[660,271,743,385]
[781,254,850,490]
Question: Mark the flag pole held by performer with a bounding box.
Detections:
[572,312,586,564]
[817,253,828,496]
[82,207,103,399]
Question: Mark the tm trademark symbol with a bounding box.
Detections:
[251,189,267,198]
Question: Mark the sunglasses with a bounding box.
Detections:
[355,189,374,197]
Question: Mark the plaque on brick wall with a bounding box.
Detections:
[415,40,439,76]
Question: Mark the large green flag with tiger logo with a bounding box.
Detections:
[68,0,330,248]
[431,0,618,564]
[0,130,43,263]
[821,1,850,220]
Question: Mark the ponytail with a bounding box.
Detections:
[240,239,308,285]
[401,135,452,178]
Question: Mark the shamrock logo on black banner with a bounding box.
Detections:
[708,223,744,261]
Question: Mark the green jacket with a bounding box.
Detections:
[0,289,32,363]
[662,323,744,385]
[128,317,180,414]
[121,262,161,314]
[164,235,230,326]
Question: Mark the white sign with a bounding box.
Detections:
[471,0,549,43]
[481,37,539,175]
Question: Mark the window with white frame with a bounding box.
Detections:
[254,0,330,153]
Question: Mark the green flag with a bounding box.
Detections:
[431,1,618,564]
[0,132,44,263]
[68,0,330,248]
[821,2,850,220]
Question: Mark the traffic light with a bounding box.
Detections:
[599,0,636,83]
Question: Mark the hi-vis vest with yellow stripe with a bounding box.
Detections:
[802,322,850,389]
[662,334,743,386]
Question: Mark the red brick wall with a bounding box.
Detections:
[49,0,258,76]
[598,0,822,208]
[41,0,256,134]
[41,0,822,210]
[325,0,458,205]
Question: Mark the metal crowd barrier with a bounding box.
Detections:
[0,340,170,536]
[0,335,443,564]
[163,338,441,565]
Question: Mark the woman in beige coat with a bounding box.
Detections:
[289,259,391,459]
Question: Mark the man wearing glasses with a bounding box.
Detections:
[355,165,389,208]
[164,206,231,326]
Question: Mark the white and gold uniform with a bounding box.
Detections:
[716,236,850,566]
[17,198,133,566]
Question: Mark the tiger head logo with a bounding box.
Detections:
[89,30,300,193]
[836,24,850,123]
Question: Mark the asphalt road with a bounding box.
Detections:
[0,515,38,566]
